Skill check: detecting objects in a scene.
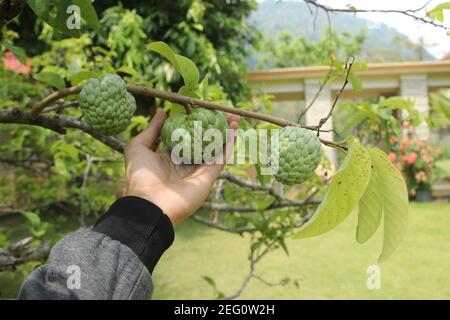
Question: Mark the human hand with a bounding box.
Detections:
[124,109,240,226]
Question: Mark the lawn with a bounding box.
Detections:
[1,201,448,299]
[437,159,450,177]
[152,201,450,300]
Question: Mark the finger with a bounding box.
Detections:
[195,126,237,182]
[133,109,167,150]
[224,113,240,129]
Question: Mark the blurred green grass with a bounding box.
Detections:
[152,201,450,300]
[1,201,449,299]
[436,159,450,177]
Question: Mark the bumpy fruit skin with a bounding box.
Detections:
[271,126,322,185]
[161,107,228,162]
[79,74,136,135]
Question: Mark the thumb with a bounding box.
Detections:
[132,109,167,150]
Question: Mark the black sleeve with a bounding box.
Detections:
[93,196,175,273]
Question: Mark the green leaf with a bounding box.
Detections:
[58,144,79,160]
[368,148,409,262]
[69,70,102,86]
[73,0,100,33]
[294,136,371,239]
[2,41,27,64]
[27,0,80,38]
[427,2,450,22]
[116,66,139,77]
[34,72,66,89]
[27,0,100,37]
[349,70,363,92]
[202,276,216,287]
[356,165,383,243]
[148,41,200,89]
[21,211,41,228]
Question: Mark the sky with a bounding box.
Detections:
[259,0,450,58]
[312,0,450,58]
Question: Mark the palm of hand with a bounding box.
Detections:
[125,109,239,226]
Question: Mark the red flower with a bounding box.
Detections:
[415,171,427,182]
[2,51,32,75]
[403,152,418,165]
[389,136,399,144]
[388,152,397,162]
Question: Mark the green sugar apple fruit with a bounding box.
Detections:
[161,107,228,163]
[271,126,322,185]
[80,74,136,135]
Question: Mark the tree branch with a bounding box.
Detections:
[225,236,258,300]
[0,108,125,153]
[192,215,256,234]
[0,237,50,272]
[219,171,282,199]
[27,84,347,151]
[201,199,319,213]
[303,0,448,31]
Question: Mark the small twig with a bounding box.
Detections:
[30,86,83,119]
[192,215,255,234]
[184,103,192,114]
[298,57,335,122]
[79,155,94,227]
[201,199,319,213]
[219,171,282,199]
[0,237,50,272]
[252,274,286,287]
[303,0,449,31]
[42,101,79,114]
[316,55,355,131]
[225,236,257,300]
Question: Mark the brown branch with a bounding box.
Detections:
[219,171,282,199]
[192,215,255,234]
[225,236,258,300]
[303,0,449,31]
[201,199,319,213]
[28,84,347,151]
[252,274,288,287]
[30,86,82,119]
[42,101,79,114]
[0,109,125,153]
[184,103,192,114]
[126,85,314,129]
[0,237,50,272]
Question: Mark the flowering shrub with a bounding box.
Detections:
[2,51,32,75]
[389,125,442,193]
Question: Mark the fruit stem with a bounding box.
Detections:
[184,103,192,114]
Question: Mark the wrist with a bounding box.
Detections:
[126,190,177,225]
[93,196,175,273]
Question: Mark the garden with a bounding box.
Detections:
[0,0,449,300]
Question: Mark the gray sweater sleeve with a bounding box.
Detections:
[18,196,175,300]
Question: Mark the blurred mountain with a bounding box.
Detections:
[248,0,434,69]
